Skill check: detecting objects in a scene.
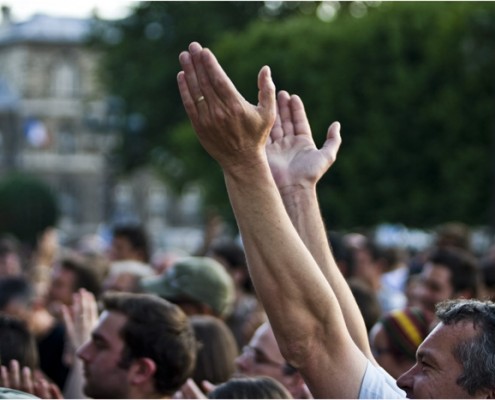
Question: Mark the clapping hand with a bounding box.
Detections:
[0,360,63,399]
[266,91,341,193]
[178,42,276,172]
[62,288,98,362]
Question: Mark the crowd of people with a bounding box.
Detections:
[0,41,494,399]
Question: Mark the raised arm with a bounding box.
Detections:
[177,42,368,398]
[266,91,375,361]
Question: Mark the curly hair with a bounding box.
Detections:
[436,299,495,396]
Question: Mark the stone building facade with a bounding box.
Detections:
[0,7,203,252]
[0,8,116,238]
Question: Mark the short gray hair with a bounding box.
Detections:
[436,299,495,396]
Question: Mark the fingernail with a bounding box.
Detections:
[189,42,201,53]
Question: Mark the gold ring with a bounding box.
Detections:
[196,95,205,103]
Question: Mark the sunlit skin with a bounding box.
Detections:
[396,321,482,399]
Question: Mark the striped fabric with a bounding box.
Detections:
[381,307,430,360]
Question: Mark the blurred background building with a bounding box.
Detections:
[0,6,204,252]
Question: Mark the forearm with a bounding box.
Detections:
[280,187,374,360]
[224,161,366,398]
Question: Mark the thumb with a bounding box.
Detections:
[320,121,342,163]
[257,66,276,123]
[202,380,217,394]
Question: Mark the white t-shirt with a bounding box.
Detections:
[358,360,407,399]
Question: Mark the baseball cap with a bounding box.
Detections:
[140,256,235,318]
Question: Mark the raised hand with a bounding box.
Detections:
[62,288,99,360]
[0,360,63,399]
[266,91,341,192]
[177,42,276,171]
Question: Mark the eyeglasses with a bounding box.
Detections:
[241,345,285,368]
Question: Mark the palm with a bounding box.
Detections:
[267,134,331,189]
[266,91,341,191]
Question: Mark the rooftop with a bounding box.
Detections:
[0,13,91,45]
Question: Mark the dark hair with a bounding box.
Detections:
[328,231,355,278]
[428,247,481,298]
[190,315,238,385]
[208,376,293,399]
[348,278,382,332]
[0,277,33,310]
[60,256,101,298]
[436,299,495,396]
[481,258,495,289]
[102,292,197,396]
[0,315,38,369]
[0,235,20,257]
[208,239,253,293]
[113,225,150,262]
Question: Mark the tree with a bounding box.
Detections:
[0,174,59,247]
[92,2,495,229]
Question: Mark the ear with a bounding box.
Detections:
[128,357,157,386]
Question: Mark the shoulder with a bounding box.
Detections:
[358,360,407,399]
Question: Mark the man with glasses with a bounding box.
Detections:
[235,322,311,399]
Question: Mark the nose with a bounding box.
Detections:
[76,340,91,362]
[396,363,417,393]
[235,351,252,373]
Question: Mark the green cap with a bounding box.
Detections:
[141,257,235,318]
[0,388,39,399]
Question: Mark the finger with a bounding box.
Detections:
[34,379,49,399]
[189,43,216,108]
[320,121,342,163]
[181,378,206,399]
[290,95,312,137]
[269,100,283,143]
[277,91,293,137]
[1,365,9,387]
[61,304,74,332]
[202,380,217,394]
[49,382,63,399]
[257,66,276,125]
[9,359,20,389]
[178,70,197,120]
[201,48,246,106]
[179,45,204,105]
[86,290,99,327]
[21,367,34,394]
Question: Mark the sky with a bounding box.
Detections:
[2,0,138,21]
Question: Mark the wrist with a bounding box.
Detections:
[223,150,270,179]
[278,183,317,198]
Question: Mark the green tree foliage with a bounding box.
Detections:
[89,1,306,173]
[0,174,59,247]
[94,2,495,229]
